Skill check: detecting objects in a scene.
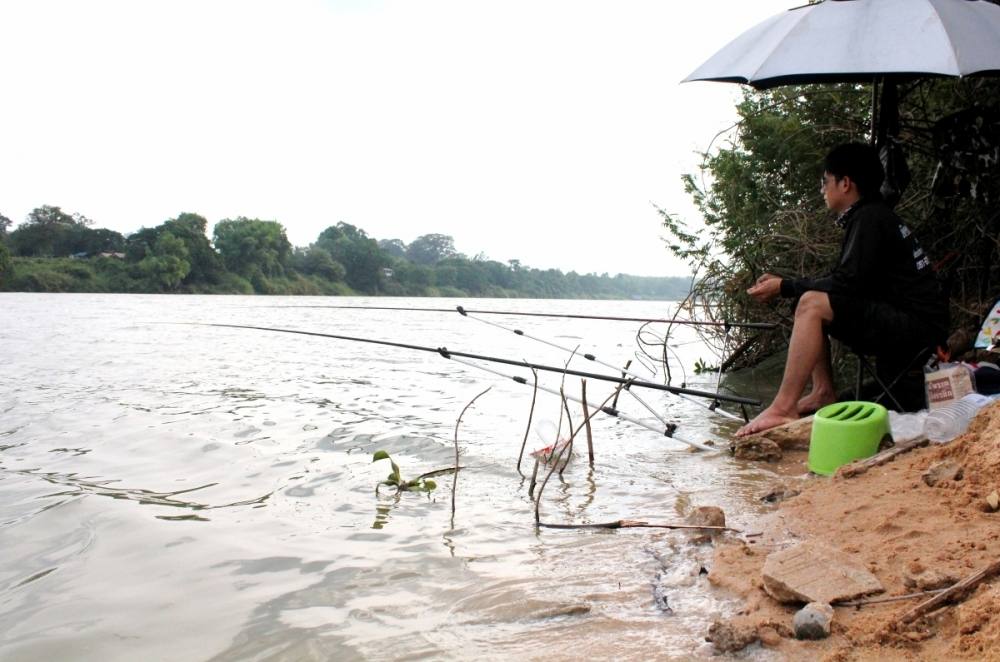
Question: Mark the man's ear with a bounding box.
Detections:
[839,175,856,193]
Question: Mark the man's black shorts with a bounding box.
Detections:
[826,293,939,358]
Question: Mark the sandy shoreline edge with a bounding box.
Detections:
[708,402,1000,660]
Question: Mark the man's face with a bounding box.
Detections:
[820,172,852,213]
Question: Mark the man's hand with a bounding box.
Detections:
[747,273,782,303]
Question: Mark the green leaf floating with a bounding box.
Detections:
[372,450,437,493]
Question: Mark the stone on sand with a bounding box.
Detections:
[793,602,834,640]
[921,460,963,486]
[707,619,758,653]
[733,437,783,461]
[761,541,883,604]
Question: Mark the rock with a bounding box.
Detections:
[758,625,782,647]
[687,506,726,528]
[761,541,884,604]
[760,484,801,504]
[760,415,814,449]
[903,569,959,591]
[987,491,999,512]
[707,618,758,653]
[793,602,834,640]
[733,438,783,461]
[922,460,964,486]
[686,506,726,544]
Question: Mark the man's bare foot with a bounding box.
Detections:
[735,406,798,438]
[796,389,837,416]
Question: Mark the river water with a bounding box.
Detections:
[0,294,784,661]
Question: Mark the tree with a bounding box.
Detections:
[213,217,291,279]
[406,233,458,265]
[378,238,408,259]
[668,78,1000,366]
[163,213,223,284]
[78,228,126,254]
[6,205,123,258]
[137,231,190,290]
[0,241,11,286]
[315,222,386,293]
[8,205,78,256]
[0,213,11,238]
[126,213,221,286]
[293,246,346,282]
[392,260,433,290]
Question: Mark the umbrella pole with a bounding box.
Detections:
[869,76,881,146]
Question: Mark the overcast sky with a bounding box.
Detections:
[1,0,793,277]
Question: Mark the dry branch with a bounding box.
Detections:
[538,519,738,532]
[611,360,631,409]
[836,436,929,479]
[452,387,491,524]
[516,368,539,477]
[534,384,625,525]
[899,558,1000,624]
[836,587,948,608]
[581,379,594,466]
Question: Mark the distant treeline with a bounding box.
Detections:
[0,206,691,300]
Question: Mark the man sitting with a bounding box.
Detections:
[736,142,948,437]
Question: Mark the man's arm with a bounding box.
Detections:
[779,211,885,298]
[748,273,783,302]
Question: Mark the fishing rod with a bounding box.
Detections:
[457,307,749,423]
[448,356,720,453]
[196,323,761,406]
[634,320,749,422]
[261,304,777,331]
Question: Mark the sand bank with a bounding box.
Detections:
[710,402,1000,660]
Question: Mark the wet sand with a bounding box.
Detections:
[709,402,1000,660]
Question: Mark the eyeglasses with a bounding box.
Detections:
[819,175,836,190]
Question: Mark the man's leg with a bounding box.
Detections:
[797,335,836,415]
[736,291,835,437]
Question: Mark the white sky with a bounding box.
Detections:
[0,0,792,277]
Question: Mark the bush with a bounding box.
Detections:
[215,272,254,294]
[10,269,76,292]
[0,242,11,286]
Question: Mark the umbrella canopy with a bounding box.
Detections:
[683,0,1000,90]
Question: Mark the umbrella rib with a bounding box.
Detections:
[748,7,812,85]
[927,0,962,76]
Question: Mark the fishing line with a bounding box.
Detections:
[447,355,720,453]
[457,306,740,427]
[260,304,777,331]
[193,323,760,406]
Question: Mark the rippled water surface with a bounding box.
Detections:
[0,294,783,660]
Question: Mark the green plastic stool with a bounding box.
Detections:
[808,401,889,476]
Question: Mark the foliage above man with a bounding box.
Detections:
[666,78,1000,367]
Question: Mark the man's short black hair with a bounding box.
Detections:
[824,142,884,199]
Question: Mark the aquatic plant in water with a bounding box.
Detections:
[372,450,437,493]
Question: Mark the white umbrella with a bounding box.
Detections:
[684,0,1000,202]
[684,0,1000,90]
